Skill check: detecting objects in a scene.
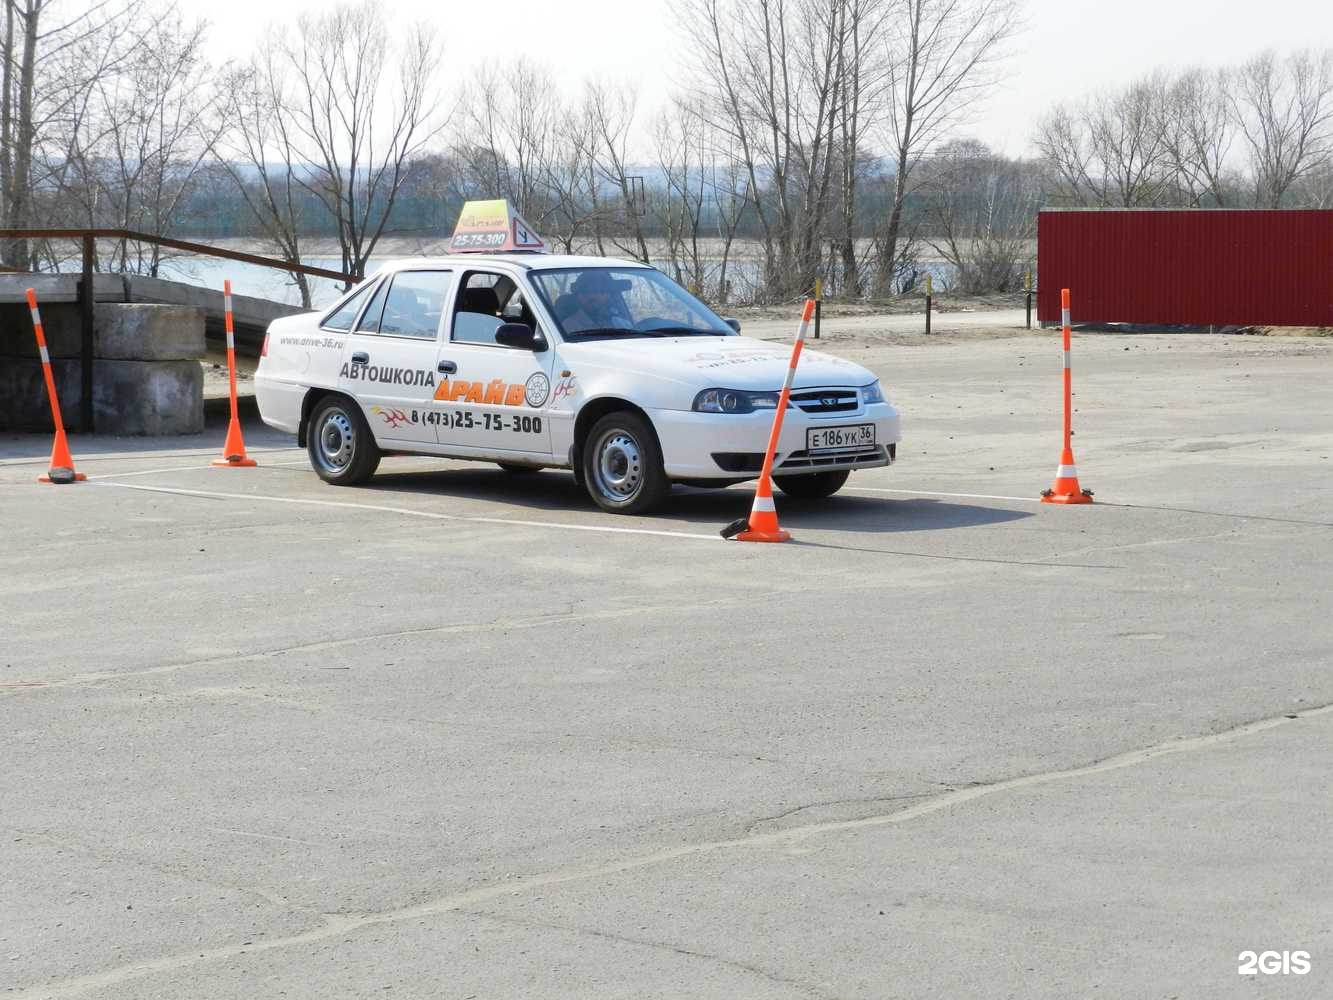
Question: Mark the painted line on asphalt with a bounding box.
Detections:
[84,460,310,480]
[848,486,1041,503]
[95,481,724,543]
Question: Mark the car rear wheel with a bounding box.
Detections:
[582,412,670,514]
[774,469,850,499]
[308,396,380,486]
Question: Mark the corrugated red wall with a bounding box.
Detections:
[1037,209,1333,327]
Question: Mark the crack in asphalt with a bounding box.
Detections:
[465,908,844,1000]
[11,699,1332,999]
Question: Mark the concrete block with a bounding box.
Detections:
[0,358,81,431]
[95,303,205,361]
[0,302,84,358]
[93,359,203,435]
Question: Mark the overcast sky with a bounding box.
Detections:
[182,0,1333,157]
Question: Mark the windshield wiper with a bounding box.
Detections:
[565,327,648,340]
[638,326,729,337]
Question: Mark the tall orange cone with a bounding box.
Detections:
[212,279,257,468]
[1041,288,1093,504]
[722,299,816,542]
[27,288,85,484]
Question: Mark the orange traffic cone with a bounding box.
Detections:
[1040,287,1093,505]
[39,425,86,484]
[1041,445,1092,504]
[212,279,257,468]
[731,476,790,542]
[27,287,85,484]
[212,415,256,467]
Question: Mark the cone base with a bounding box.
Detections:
[1041,490,1093,504]
[212,457,258,467]
[734,528,791,543]
[39,470,86,484]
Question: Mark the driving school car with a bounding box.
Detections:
[255,201,901,515]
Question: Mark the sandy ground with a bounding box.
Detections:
[5,331,1331,999]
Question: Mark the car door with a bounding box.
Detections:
[433,269,555,457]
[338,270,454,448]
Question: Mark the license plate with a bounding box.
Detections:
[807,423,875,452]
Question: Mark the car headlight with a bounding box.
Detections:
[692,388,782,413]
[861,381,886,405]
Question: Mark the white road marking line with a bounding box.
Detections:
[96,481,724,542]
[848,486,1042,503]
[84,460,309,480]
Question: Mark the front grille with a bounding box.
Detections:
[778,445,887,471]
[789,388,859,414]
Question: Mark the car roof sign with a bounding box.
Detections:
[449,198,549,254]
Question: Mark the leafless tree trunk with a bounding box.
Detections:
[283,0,445,282]
[873,0,1019,296]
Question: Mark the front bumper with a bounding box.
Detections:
[648,401,901,480]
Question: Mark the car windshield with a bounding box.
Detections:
[528,266,735,341]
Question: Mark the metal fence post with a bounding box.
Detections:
[925,274,932,335]
[79,234,95,432]
[813,276,822,339]
[1025,269,1033,330]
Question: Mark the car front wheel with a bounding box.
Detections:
[308,396,381,486]
[582,411,670,514]
[773,469,850,499]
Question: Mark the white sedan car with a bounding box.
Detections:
[255,255,901,514]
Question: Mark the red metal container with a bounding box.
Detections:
[1037,209,1333,327]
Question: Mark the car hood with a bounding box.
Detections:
[557,335,872,391]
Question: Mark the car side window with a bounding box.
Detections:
[451,272,506,346]
[321,280,376,332]
[378,271,452,339]
[354,279,391,334]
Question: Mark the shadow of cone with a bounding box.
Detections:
[212,417,257,467]
[38,425,85,484]
[1040,446,1093,504]
[734,478,790,542]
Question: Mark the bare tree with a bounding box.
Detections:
[1231,49,1333,207]
[872,0,1020,295]
[922,138,1037,293]
[0,0,138,267]
[282,0,445,282]
[212,46,316,305]
[582,79,650,263]
[59,7,213,274]
[1161,67,1236,206]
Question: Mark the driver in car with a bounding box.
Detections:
[561,271,634,334]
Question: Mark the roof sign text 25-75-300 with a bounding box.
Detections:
[448,199,548,254]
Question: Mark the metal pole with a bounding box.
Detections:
[925,273,932,335]
[813,276,822,340]
[79,233,95,433]
[1025,269,1033,330]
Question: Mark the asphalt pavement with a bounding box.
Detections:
[2,330,1331,999]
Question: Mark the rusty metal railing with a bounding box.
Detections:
[0,228,358,431]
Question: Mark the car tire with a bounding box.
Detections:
[774,469,850,499]
[307,396,381,486]
[497,462,540,474]
[582,411,671,514]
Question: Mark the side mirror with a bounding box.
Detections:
[495,322,547,351]
[723,317,741,333]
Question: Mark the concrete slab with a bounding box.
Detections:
[1,330,1330,998]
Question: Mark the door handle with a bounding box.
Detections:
[438,360,457,374]
[351,351,369,365]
